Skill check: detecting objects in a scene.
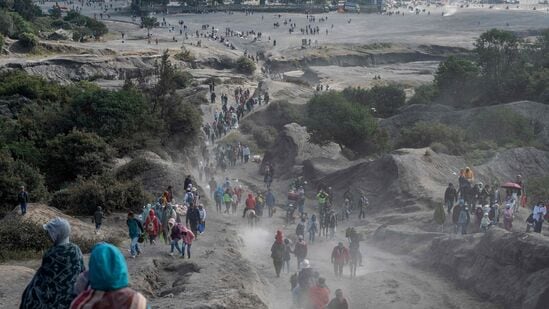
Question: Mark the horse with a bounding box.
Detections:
[247,209,258,228]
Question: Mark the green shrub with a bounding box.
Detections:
[174,47,196,62]
[50,174,152,215]
[173,71,193,89]
[397,121,465,155]
[45,130,113,190]
[18,31,37,49]
[0,217,123,262]
[408,84,438,105]
[236,56,256,75]
[9,11,36,36]
[0,70,65,102]
[368,85,406,117]
[0,33,4,51]
[0,10,15,36]
[252,126,278,149]
[0,149,48,216]
[0,217,51,261]
[306,91,378,152]
[239,119,254,134]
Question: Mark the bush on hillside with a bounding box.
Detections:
[306,92,378,153]
[50,174,152,215]
[408,84,438,105]
[0,149,48,216]
[173,71,193,89]
[0,34,4,51]
[397,121,466,155]
[252,126,278,149]
[174,47,196,62]
[18,32,37,49]
[236,56,256,75]
[45,130,113,190]
[0,70,65,102]
[342,85,406,117]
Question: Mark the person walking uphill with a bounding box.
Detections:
[328,289,350,309]
[271,230,286,277]
[294,235,308,270]
[127,212,144,258]
[444,183,458,214]
[145,209,160,244]
[181,225,195,258]
[243,193,256,218]
[308,277,330,309]
[331,242,349,279]
[21,217,84,309]
[70,243,150,309]
[18,185,29,215]
[92,206,105,233]
[162,204,176,244]
[186,203,201,239]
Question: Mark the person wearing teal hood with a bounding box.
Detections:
[20,217,84,309]
[70,243,149,309]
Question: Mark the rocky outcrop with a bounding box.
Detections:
[428,229,549,309]
[314,147,549,211]
[261,123,345,177]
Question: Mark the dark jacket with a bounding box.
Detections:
[328,298,349,309]
[93,210,104,225]
[186,207,201,225]
[18,191,29,204]
[444,186,458,203]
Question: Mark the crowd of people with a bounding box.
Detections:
[443,168,547,235]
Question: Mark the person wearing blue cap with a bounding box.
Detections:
[70,243,149,309]
[20,217,84,309]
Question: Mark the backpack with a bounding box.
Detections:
[186,193,194,204]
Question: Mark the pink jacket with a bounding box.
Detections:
[181,225,195,245]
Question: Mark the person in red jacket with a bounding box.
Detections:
[331,242,349,279]
[180,225,195,259]
[144,209,160,245]
[242,193,256,218]
[308,277,330,309]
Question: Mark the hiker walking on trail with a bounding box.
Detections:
[169,218,184,256]
[181,225,195,258]
[161,204,176,244]
[223,189,233,214]
[18,185,29,215]
[444,183,458,214]
[145,209,160,245]
[308,277,330,309]
[186,203,201,238]
[184,175,193,192]
[70,243,149,309]
[209,177,217,197]
[533,201,547,233]
[327,289,350,309]
[21,218,84,309]
[266,188,276,217]
[284,238,293,273]
[92,206,105,233]
[457,206,470,235]
[331,242,350,279]
[358,194,368,220]
[294,235,308,270]
[292,259,315,308]
[308,215,318,243]
[198,204,206,234]
[503,204,513,231]
[214,185,224,213]
[271,230,286,277]
[296,218,306,238]
[328,211,337,239]
[127,212,144,258]
[243,193,256,218]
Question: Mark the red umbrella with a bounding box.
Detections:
[501,182,521,189]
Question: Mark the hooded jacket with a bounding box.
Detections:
[245,194,256,210]
[70,243,148,309]
[145,210,160,236]
[308,284,330,309]
[180,225,195,245]
[331,246,350,264]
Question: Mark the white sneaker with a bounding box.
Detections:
[130,255,136,259]
[170,252,174,256]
